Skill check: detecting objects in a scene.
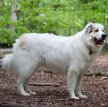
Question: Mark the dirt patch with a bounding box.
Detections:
[0,56,108,107]
[93,56,108,72]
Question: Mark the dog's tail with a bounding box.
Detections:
[1,54,14,73]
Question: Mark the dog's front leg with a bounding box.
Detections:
[67,68,80,100]
[75,73,87,99]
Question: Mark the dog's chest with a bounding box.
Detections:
[74,51,96,72]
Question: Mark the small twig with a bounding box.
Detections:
[85,71,108,77]
[29,83,59,87]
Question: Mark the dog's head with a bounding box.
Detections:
[85,23,107,47]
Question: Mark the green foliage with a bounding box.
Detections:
[0,0,108,46]
[0,28,16,46]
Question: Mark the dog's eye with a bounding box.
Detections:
[102,29,105,33]
[94,29,98,32]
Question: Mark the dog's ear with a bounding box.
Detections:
[85,23,93,34]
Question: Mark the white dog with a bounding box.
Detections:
[1,23,107,99]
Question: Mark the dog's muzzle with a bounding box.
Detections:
[94,34,107,45]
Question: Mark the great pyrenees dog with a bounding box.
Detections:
[1,23,107,99]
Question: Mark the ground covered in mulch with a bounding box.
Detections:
[0,56,108,107]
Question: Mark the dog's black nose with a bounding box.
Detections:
[102,34,107,40]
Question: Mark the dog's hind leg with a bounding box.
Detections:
[15,55,37,96]
[67,68,80,100]
[17,76,30,96]
[24,78,36,95]
[17,67,36,96]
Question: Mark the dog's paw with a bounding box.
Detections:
[20,92,30,96]
[70,94,80,100]
[29,91,36,95]
[71,96,80,100]
[79,94,87,99]
[69,91,80,100]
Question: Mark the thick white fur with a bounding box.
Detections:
[1,23,106,99]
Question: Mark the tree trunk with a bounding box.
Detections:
[10,0,18,32]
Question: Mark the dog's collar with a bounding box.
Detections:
[88,46,95,55]
[89,48,93,55]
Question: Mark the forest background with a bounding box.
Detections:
[0,0,108,47]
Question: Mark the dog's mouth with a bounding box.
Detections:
[94,38,104,45]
